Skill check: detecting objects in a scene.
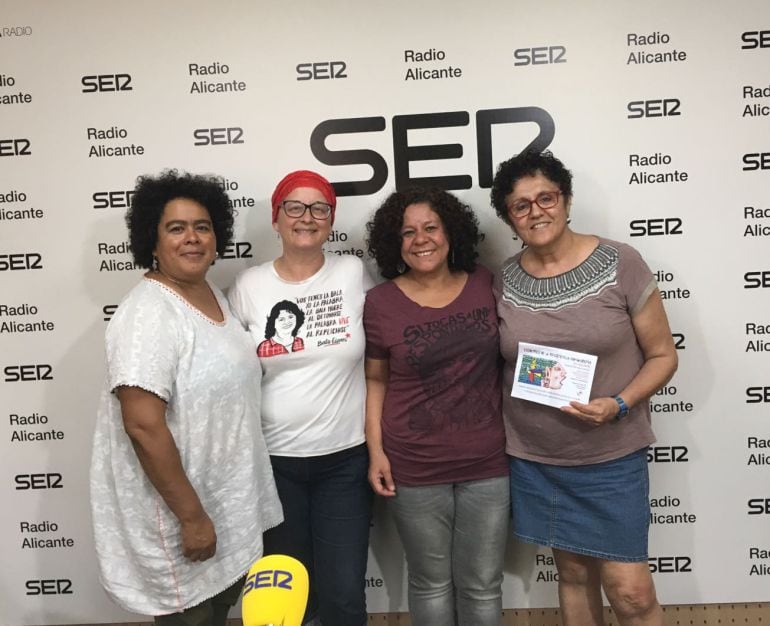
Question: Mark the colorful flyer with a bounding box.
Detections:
[511,342,597,409]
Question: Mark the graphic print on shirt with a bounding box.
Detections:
[258,290,351,358]
[257,299,307,358]
[403,307,497,432]
[296,288,351,347]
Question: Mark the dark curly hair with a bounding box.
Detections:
[490,150,573,225]
[126,170,234,269]
[264,300,305,339]
[366,187,480,280]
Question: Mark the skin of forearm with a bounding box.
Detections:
[617,353,677,410]
[125,422,207,523]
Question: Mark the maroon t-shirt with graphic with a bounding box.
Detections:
[364,266,508,486]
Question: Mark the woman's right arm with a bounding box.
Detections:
[117,386,217,561]
[365,358,396,497]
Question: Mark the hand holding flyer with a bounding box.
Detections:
[511,342,597,409]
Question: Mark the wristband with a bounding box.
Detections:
[614,396,629,420]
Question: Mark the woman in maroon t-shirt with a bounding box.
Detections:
[364,187,509,626]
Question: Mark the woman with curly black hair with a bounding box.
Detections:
[90,170,281,624]
[492,150,677,626]
[364,187,509,626]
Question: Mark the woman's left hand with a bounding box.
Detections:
[561,397,619,427]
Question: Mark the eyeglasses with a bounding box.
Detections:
[508,191,562,219]
[281,200,332,220]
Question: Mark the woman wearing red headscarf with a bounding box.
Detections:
[228,171,372,626]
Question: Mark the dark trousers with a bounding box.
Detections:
[264,443,372,626]
[154,577,243,626]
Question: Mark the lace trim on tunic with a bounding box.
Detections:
[500,243,619,311]
[144,277,226,326]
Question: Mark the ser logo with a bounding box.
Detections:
[627,99,681,119]
[672,332,685,350]
[648,556,692,573]
[742,153,770,171]
[746,387,770,403]
[103,304,118,322]
[4,364,53,382]
[93,190,134,209]
[243,569,293,594]
[748,498,770,514]
[741,30,770,49]
[629,218,683,237]
[744,271,770,288]
[514,45,567,66]
[25,579,72,595]
[81,74,132,93]
[0,253,43,270]
[193,127,244,146]
[647,446,688,463]
[15,473,63,490]
[296,62,347,80]
[220,242,253,259]
[0,138,31,156]
[311,106,555,196]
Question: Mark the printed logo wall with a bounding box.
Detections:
[1,0,769,623]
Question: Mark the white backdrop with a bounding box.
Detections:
[2,1,770,624]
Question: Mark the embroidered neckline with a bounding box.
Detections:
[144,277,227,327]
[500,243,619,311]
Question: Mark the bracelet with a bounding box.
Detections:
[614,395,629,420]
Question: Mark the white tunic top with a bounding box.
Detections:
[228,254,371,456]
[90,278,282,615]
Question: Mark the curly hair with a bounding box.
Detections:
[264,300,305,339]
[126,170,234,268]
[490,150,573,225]
[366,187,480,279]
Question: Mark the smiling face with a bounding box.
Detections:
[400,202,450,276]
[275,309,297,335]
[272,186,332,254]
[153,197,216,284]
[505,172,571,251]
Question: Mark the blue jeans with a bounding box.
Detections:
[264,443,371,626]
[388,476,510,626]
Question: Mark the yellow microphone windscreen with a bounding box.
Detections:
[242,554,309,626]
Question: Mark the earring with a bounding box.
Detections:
[397,261,406,274]
[152,256,159,272]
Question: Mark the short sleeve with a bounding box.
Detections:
[618,243,656,316]
[105,289,180,401]
[363,287,388,360]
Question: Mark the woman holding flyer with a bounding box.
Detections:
[491,150,678,626]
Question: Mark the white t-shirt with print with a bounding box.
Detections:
[90,278,282,615]
[228,254,371,457]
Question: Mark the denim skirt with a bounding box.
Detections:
[509,448,650,562]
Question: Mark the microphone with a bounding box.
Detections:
[242,554,309,626]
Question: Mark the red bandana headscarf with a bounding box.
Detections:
[271,170,337,225]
